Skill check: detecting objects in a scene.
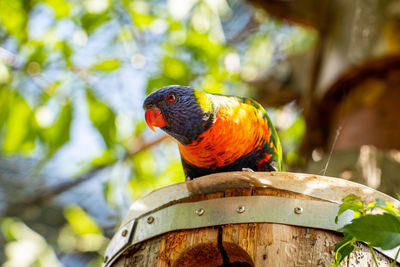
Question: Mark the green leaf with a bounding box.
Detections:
[80,12,110,33]
[91,149,117,166]
[146,76,177,94]
[130,10,155,29]
[130,150,157,198]
[42,81,61,102]
[162,57,187,80]
[91,59,121,72]
[86,90,116,148]
[56,41,73,67]
[102,179,115,206]
[281,115,306,144]
[40,101,73,156]
[0,87,12,128]
[146,57,190,93]
[333,234,356,266]
[27,42,48,66]
[157,160,185,185]
[64,205,102,235]
[134,120,147,136]
[370,198,400,216]
[279,114,306,166]
[339,213,400,250]
[342,193,362,203]
[125,0,155,30]
[0,0,28,42]
[335,194,364,223]
[0,217,17,241]
[2,92,36,153]
[184,31,224,62]
[44,0,71,18]
[132,150,155,178]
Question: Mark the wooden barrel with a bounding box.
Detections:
[102,172,400,267]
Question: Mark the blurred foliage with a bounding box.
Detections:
[1,217,63,267]
[86,89,116,149]
[0,0,316,265]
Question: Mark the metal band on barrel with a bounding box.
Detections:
[103,195,355,266]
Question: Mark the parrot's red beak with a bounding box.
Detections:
[145,108,166,132]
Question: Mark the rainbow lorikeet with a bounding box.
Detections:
[143,85,282,180]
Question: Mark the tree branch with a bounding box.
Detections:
[126,134,172,157]
[2,134,172,217]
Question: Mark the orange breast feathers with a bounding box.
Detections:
[178,99,272,169]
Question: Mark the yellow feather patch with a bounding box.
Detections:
[194,89,213,113]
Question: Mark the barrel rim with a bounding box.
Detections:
[122,171,398,226]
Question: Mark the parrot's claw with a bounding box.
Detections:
[242,168,255,172]
[268,162,279,172]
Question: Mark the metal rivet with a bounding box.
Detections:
[195,208,205,216]
[121,229,128,237]
[236,205,246,213]
[147,216,155,224]
[103,256,109,263]
[294,207,303,214]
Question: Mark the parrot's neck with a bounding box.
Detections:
[177,100,271,169]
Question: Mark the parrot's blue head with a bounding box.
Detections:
[143,85,215,145]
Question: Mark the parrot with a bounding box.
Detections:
[143,85,282,180]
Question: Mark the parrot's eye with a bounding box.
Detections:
[167,93,176,102]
